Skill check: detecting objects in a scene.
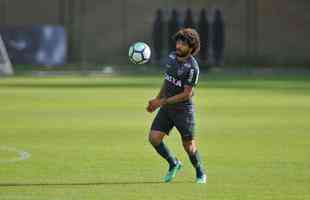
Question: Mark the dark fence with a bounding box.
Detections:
[0,0,309,67]
[152,8,224,66]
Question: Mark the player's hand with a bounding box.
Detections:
[146,98,168,113]
[146,103,156,113]
[146,98,161,113]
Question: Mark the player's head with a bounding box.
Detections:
[173,28,201,57]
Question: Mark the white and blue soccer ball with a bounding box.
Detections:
[128,42,151,64]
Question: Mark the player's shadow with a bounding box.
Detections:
[0,180,190,187]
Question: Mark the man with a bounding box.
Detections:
[147,28,207,184]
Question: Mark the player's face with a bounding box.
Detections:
[176,40,192,57]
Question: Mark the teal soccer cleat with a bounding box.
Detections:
[196,174,207,184]
[164,161,182,183]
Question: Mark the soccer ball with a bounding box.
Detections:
[128,42,151,64]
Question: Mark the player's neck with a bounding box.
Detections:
[176,54,191,63]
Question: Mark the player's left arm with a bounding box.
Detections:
[160,85,193,105]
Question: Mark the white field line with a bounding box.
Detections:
[0,145,31,163]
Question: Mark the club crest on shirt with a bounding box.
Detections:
[169,54,176,59]
[177,67,184,76]
[184,63,191,68]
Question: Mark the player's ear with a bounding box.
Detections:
[189,47,194,54]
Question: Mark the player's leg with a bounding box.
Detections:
[149,130,178,168]
[182,138,207,184]
[149,108,181,182]
[149,130,182,182]
[173,109,207,183]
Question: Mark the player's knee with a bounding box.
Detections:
[148,134,156,146]
[148,131,162,146]
[183,140,197,155]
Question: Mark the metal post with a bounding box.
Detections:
[67,0,76,63]
[246,0,258,62]
[253,0,258,61]
[58,0,65,25]
[79,0,86,65]
[245,0,251,59]
[121,0,128,50]
[1,0,8,25]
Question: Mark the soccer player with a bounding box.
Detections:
[147,28,207,184]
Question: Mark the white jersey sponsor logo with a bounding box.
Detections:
[165,73,182,87]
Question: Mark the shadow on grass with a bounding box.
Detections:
[0,83,160,89]
[0,180,190,187]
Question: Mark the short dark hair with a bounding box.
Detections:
[173,28,201,56]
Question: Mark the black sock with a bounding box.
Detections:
[188,151,205,177]
[153,142,177,169]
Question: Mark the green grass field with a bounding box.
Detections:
[0,74,310,200]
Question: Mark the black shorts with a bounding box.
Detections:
[150,106,196,140]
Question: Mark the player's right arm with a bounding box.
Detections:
[147,81,166,113]
[146,53,174,113]
[156,81,166,99]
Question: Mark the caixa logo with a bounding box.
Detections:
[164,73,182,87]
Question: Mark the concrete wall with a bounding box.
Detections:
[258,0,310,65]
[0,0,309,65]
